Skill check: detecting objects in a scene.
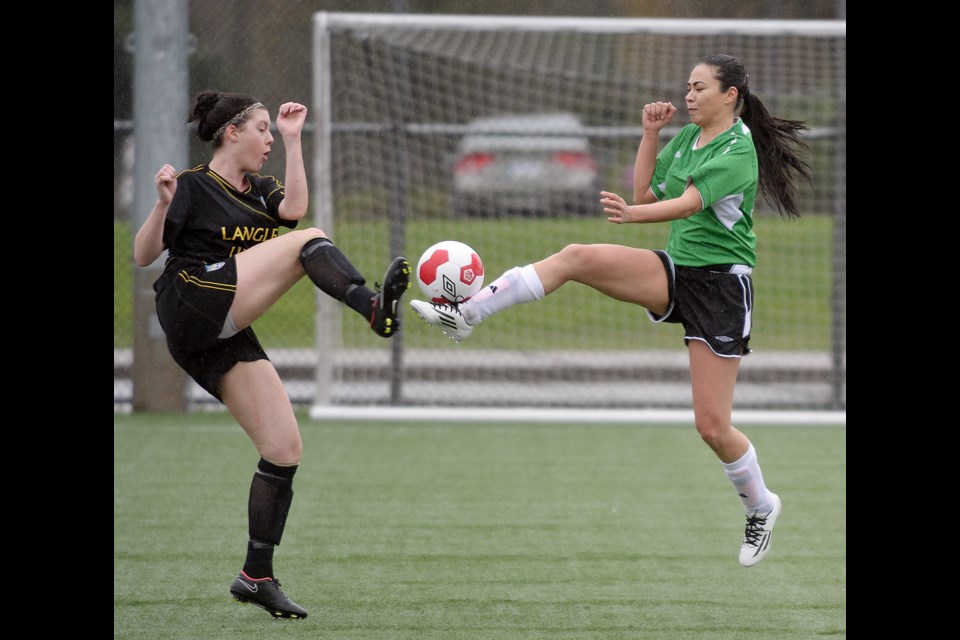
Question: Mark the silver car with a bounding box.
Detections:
[451,112,599,217]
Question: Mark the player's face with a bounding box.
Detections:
[235,108,274,171]
[685,64,735,128]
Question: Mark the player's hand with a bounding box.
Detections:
[277,102,307,139]
[642,101,677,133]
[601,190,632,224]
[155,164,177,205]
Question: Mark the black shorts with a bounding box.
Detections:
[647,250,753,358]
[154,258,269,401]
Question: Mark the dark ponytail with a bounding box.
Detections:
[700,54,813,218]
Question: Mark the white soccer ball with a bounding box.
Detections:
[416,240,485,304]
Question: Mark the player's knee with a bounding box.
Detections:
[295,228,328,253]
[299,227,327,240]
[694,414,727,447]
[299,235,331,263]
[260,437,303,466]
[282,439,303,465]
[557,243,590,265]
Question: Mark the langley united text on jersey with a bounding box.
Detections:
[221,225,282,255]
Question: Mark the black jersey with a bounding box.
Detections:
[155,164,298,293]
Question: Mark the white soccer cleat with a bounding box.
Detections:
[409,300,474,343]
[739,492,782,567]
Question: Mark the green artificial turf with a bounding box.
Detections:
[115,412,845,639]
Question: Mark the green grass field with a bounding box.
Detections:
[114,214,834,352]
[114,412,846,639]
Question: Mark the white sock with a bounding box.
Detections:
[461,265,545,325]
[721,443,773,513]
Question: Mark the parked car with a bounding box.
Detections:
[451,112,599,217]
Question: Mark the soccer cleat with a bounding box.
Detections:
[739,492,782,567]
[230,571,307,619]
[369,257,411,337]
[409,299,474,343]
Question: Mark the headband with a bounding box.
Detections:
[214,102,264,141]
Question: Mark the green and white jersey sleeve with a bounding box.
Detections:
[650,119,758,268]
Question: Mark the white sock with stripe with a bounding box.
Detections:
[461,265,544,325]
[721,443,773,513]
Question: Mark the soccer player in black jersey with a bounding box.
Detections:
[134,90,410,619]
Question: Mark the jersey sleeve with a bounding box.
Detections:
[688,137,756,209]
[650,132,686,201]
[251,174,298,229]
[162,173,192,249]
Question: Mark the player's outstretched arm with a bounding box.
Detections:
[134,164,176,267]
[276,102,308,222]
[602,182,701,225]
[633,101,676,204]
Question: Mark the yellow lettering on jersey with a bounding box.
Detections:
[222,226,279,242]
[220,227,280,255]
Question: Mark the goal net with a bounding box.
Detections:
[309,13,846,413]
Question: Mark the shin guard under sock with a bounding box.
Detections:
[300,237,377,316]
[243,458,298,578]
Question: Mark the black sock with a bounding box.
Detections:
[300,237,376,318]
[299,237,365,301]
[243,540,276,579]
[243,458,298,579]
[345,284,376,319]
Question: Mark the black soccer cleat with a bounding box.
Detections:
[229,572,308,619]
[369,257,411,337]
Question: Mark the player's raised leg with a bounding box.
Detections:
[229,228,409,337]
[299,236,409,337]
[411,244,669,342]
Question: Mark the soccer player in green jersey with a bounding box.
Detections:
[411,54,811,567]
[135,91,410,618]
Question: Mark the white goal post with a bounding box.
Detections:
[309,13,846,418]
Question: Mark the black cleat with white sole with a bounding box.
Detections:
[229,572,307,619]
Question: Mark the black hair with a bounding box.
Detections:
[188,90,261,148]
[699,54,813,218]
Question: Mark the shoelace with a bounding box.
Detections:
[742,511,769,547]
[267,578,293,599]
[263,578,301,614]
[431,301,463,315]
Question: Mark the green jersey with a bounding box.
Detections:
[650,119,758,267]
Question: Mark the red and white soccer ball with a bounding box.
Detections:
[416,240,485,304]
